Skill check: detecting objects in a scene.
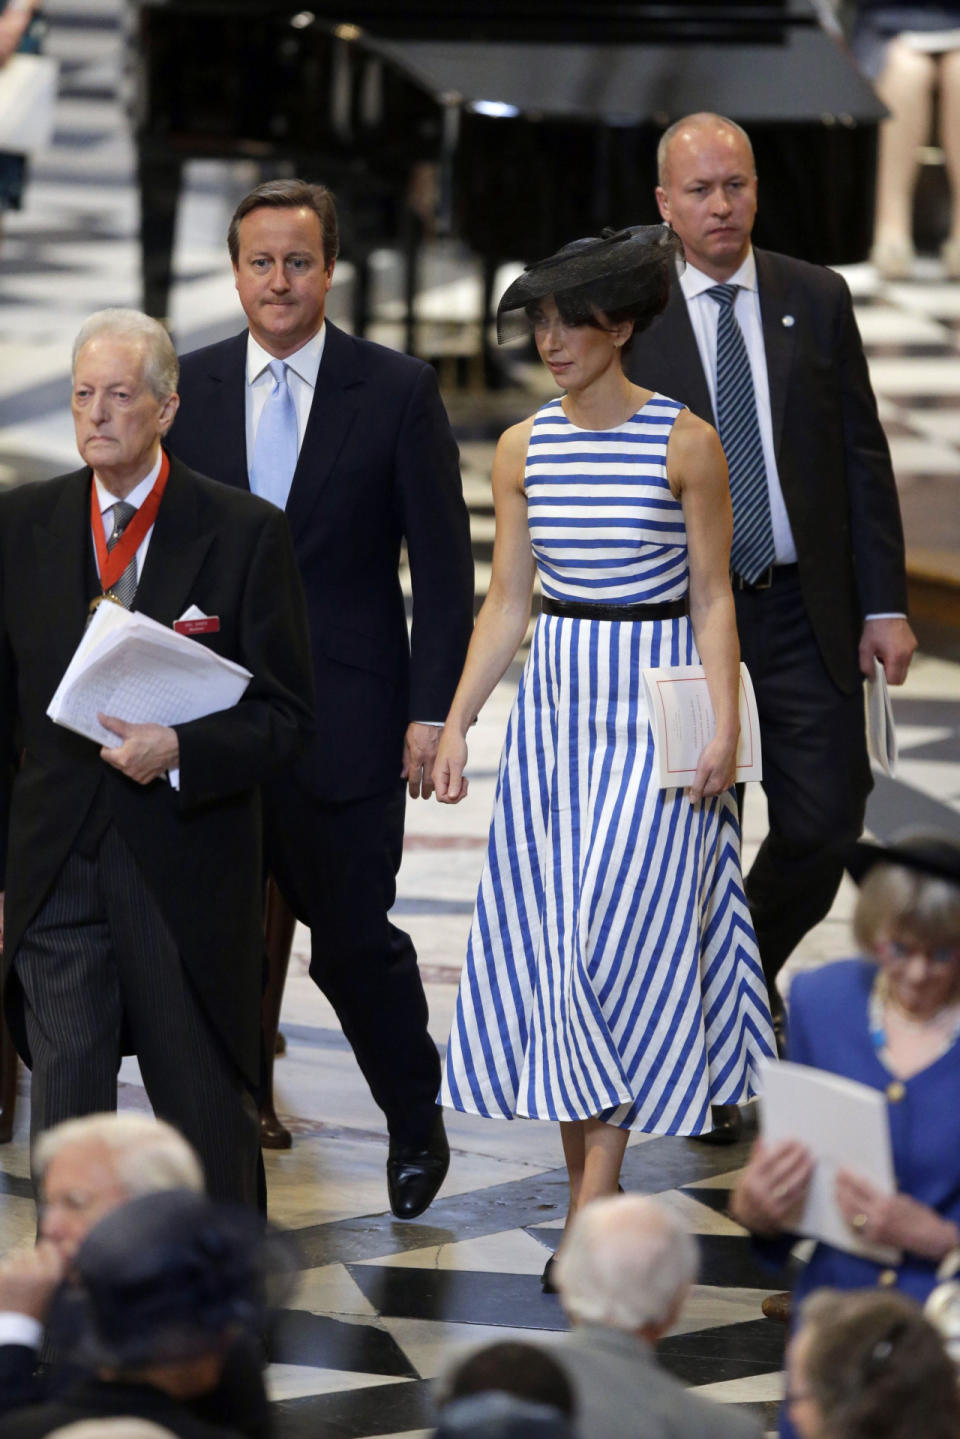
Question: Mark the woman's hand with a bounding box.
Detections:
[433,726,469,803]
[0,6,33,66]
[729,1137,814,1235]
[688,733,737,803]
[835,1169,960,1260]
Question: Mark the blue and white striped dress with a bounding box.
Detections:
[441,394,775,1135]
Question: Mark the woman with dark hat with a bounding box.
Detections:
[433,226,775,1278]
[730,833,960,1436]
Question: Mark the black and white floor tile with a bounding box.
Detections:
[3,7,960,1437]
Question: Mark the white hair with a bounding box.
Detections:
[657,112,756,188]
[48,1423,178,1439]
[34,1113,204,1197]
[554,1195,698,1331]
[71,308,179,401]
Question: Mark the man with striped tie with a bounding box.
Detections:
[625,114,916,1120]
[0,310,315,1205]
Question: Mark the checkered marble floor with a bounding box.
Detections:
[4,6,960,1437]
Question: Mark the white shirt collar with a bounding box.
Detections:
[680,247,757,301]
[246,324,326,388]
[92,448,163,517]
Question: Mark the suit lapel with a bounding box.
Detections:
[34,469,97,679]
[755,248,796,459]
[658,285,716,425]
[204,333,248,488]
[283,322,361,539]
[133,459,214,624]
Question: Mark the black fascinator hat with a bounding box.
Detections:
[847,831,960,889]
[495,224,683,345]
[49,1188,296,1369]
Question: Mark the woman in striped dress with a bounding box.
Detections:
[434,227,774,1277]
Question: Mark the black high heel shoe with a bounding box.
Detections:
[541,1253,558,1294]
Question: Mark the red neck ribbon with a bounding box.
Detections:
[90,449,170,594]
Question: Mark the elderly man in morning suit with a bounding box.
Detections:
[0,311,315,1208]
[551,1195,761,1439]
[625,115,916,1132]
[167,179,474,1219]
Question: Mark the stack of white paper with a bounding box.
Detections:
[865,656,898,776]
[47,603,252,748]
[641,662,762,788]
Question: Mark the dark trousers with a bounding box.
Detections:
[735,572,872,1006]
[264,778,441,1148]
[14,825,260,1206]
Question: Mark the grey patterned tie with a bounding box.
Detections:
[107,500,138,608]
[707,283,776,583]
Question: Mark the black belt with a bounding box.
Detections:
[730,563,799,592]
[542,595,689,621]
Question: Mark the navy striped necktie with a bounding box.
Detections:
[707,283,775,583]
[107,500,138,608]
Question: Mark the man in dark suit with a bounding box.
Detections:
[167,180,474,1218]
[0,309,315,1207]
[625,114,916,1071]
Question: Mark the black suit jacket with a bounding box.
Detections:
[0,457,315,1087]
[624,248,908,692]
[167,321,475,802]
[0,1376,240,1439]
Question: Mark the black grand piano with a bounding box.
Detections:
[134,0,884,354]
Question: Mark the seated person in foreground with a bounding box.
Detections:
[786,1288,960,1439]
[2,1188,291,1439]
[550,1193,761,1439]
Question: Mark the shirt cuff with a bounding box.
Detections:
[864,613,907,621]
[0,1313,43,1349]
[167,767,181,790]
[415,721,444,728]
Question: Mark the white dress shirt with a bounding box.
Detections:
[244,325,326,471]
[91,448,162,582]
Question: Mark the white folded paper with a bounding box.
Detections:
[0,54,59,155]
[865,656,898,776]
[642,661,762,787]
[47,601,251,748]
[758,1057,901,1264]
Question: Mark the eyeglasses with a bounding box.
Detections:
[878,936,960,966]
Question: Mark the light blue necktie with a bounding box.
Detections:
[249,359,298,510]
[107,500,138,608]
[708,284,776,584]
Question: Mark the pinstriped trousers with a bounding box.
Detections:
[13,824,260,1206]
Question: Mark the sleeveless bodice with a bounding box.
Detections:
[524,393,687,604]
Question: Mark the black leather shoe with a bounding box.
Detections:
[387,1111,450,1219]
[691,1104,742,1146]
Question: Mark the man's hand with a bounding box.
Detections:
[0,1242,64,1322]
[401,722,441,800]
[98,716,179,786]
[859,617,917,686]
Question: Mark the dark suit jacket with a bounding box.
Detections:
[0,456,315,1087]
[0,1335,270,1437]
[553,1325,761,1439]
[166,321,474,802]
[624,248,908,692]
[0,1376,240,1439]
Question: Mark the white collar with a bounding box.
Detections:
[246,324,326,387]
[92,448,163,516]
[680,248,757,301]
